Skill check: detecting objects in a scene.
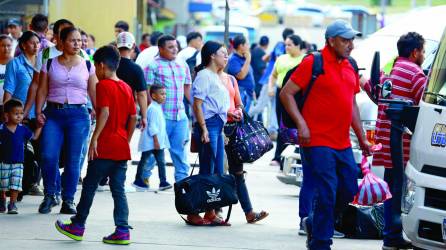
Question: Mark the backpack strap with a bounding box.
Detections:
[347,56,359,74]
[46,58,53,72]
[86,60,91,73]
[190,50,199,60]
[42,47,50,62]
[298,51,323,109]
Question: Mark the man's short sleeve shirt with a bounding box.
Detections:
[290,46,360,149]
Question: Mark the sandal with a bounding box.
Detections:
[185,217,212,226]
[204,214,231,226]
[246,211,269,224]
[185,214,213,226]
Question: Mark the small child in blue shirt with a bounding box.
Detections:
[0,99,40,214]
[135,84,172,191]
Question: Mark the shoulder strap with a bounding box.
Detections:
[85,60,91,73]
[46,58,53,72]
[298,51,323,109]
[191,50,199,59]
[42,47,50,61]
[229,75,235,87]
[347,56,359,74]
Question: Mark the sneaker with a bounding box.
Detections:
[333,230,345,239]
[0,199,6,213]
[103,227,130,245]
[159,182,172,191]
[55,220,84,241]
[382,238,412,250]
[38,195,58,214]
[302,217,312,250]
[55,194,61,206]
[143,178,150,186]
[270,160,280,166]
[298,223,307,236]
[28,184,44,196]
[132,179,149,191]
[7,202,18,214]
[60,200,77,214]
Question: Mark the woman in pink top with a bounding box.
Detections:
[35,27,97,215]
[220,59,269,224]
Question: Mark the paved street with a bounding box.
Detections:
[0,130,382,250]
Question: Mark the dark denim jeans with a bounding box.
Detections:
[71,159,130,228]
[383,165,404,244]
[196,115,224,175]
[136,150,167,184]
[303,147,359,250]
[40,106,90,201]
[298,149,315,221]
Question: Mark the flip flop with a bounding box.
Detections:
[247,211,269,224]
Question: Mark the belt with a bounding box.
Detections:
[47,102,86,109]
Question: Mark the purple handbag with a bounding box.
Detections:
[224,111,273,163]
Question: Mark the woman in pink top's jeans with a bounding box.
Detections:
[35,27,97,215]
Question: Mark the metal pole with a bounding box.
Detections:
[411,0,416,8]
[43,0,48,16]
[380,0,387,28]
[224,0,229,48]
[426,0,432,6]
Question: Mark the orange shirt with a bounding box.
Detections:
[221,73,241,123]
[290,46,360,149]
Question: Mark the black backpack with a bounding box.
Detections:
[281,52,359,128]
[186,50,200,78]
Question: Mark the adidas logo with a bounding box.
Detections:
[206,187,221,203]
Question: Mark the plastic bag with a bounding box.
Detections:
[353,149,392,205]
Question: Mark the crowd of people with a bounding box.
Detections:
[0,13,428,250]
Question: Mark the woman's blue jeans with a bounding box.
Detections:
[40,105,90,202]
[195,115,224,175]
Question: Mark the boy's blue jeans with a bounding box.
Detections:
[71,159,130,229]
[40,106,90,202]
[302,147,359,250]
[136,150,167,184]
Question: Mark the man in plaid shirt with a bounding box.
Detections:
[144,35,192,182]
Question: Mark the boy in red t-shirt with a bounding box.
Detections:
[55,46,137,245]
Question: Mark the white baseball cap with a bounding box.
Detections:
[116,32,135,49]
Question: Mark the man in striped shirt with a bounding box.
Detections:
[361,32,427,250]
[144,35,192,182]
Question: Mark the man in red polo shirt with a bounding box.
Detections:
[280,20,371,250]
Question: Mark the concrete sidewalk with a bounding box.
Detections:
[0,131,382,250]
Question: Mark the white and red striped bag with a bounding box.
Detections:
[353,145,392,206]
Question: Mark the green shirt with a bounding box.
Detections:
[274,53,304,88]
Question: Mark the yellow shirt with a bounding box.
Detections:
[274,53,304,88]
